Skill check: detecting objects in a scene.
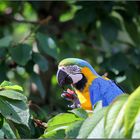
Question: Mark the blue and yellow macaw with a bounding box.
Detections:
[56,58,124,110]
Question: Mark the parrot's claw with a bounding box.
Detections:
[77,104,81,108]
[68,104,75,109]
[68,103,81,109]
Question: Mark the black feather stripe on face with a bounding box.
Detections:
[73,74,87,91]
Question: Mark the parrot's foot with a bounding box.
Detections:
[68,103,81,109]
[61,88,81,109]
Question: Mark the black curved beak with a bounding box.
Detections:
[57,69,73,87]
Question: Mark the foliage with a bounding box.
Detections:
[0,81,30,138]
[0,1,140,110]
[0,80,140,139]
[0,1,140,139]
[41,86,140,139]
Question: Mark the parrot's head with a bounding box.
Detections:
[57,58,99,91]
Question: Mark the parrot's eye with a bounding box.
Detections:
[62,67,65,70]
[67,65,80,74]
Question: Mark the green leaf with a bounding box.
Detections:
[10,44,32,66]
[47,113,81,128]
[124,21,140,46]
[41,128,65,139]
[45,113,82,135]
[77,108,106,138]
[87,117,104,138]
[74,4,96,25]
[93,100,103,113]
[32,53,48,72]
[104,94,128,138]
[0,81,23,92]
[0,114,4,128]
[66,120,84,138]
[101,19,119,43]
[14,124,30,138]
[124,86,140,137]
[36,32,58,59]
[59,5,79,22]
[0,64,8,83]
[0,90,27,102]
[0,129,4,138]
[0,120,16,139]
[117,30,135,46]
[132,114,140,138]
[0,36,12,48]
[0,97,29,127]
[31,73,45,99]
[0,48,6,58]
[69,108,88,119]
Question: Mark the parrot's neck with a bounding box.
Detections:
[73,67,97,91]
[73,74,87,91]
[81,67,97,88]
[73,67,98,110]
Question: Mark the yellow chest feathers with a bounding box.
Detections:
[75,67,110,110]
[75,67,97,110]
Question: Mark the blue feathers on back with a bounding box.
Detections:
[89,77,124,107]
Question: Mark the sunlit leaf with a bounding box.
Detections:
[88,117,104,138]
[124,86,140,137]
[0,81,23,92]
[132,114,140,138]
[104,94,128,138]
[77,108,106,138]
[47,113,82,132]
[41,128,65,139]
[0,90,27,102]
[59,5,80,22]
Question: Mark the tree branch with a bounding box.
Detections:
[0,13,52,25]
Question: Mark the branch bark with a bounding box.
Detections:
[0,13,52,25]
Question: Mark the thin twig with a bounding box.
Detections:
[14,15,52,25]
[19,25,39,44]
[0,13,52,25]
[19,16,52,43]
[12,17,38,25]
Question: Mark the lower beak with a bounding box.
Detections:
[57,69,73,87]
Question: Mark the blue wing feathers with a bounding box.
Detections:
[89,77,124,107]
[89,81,102,106]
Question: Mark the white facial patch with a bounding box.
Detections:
[58,65,82,84]
[69,73,83,84]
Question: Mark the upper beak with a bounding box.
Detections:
[57,69,73,87]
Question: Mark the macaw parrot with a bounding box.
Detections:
[56,58,124,110]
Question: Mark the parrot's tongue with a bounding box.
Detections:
[61,88,76,101]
